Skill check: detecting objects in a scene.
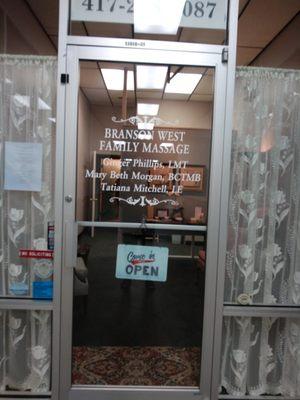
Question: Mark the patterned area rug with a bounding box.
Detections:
[72,346,201,386]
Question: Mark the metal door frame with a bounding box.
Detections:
[52,2,239,400]
[57,41,227,400]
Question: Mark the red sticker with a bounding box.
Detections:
[19,249,53,259]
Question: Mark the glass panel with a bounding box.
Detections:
[76,60,214,225]
[72,226,207,386]
[0,309,52,393]
[221,316,300,397]
[0,55,57,298]
[224,68,300,307]
[69,0,229,45]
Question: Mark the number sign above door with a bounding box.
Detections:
[71,0,227,30]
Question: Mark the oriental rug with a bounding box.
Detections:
[72,346,201,386]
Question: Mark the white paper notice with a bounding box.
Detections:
[4,141,43,192]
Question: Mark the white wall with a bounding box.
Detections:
[158,100,213,130]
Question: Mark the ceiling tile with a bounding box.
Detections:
[109,91,135,106]
[190,94,213,102]
[69,22,87,36]
[238,0,250,15]
[49,35,58,49]
[109,91,135,100]
[26,0,58,36]
[180,66,208,74]
[85,22,132,38]
[137,91,163,100]
[82,88,110,105]
[80,69,105,89]
[205,69,215,76]
[110,98,136,107]
[251,13,300,67]
[194,75,214,95]
[180,28,225,45]
[280,49,300,69]
[236,46,262,65]
[80,61,99,69]
[164,93,189,101]
[238,0,300,47]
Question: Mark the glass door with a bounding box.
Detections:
[60,42,227,400]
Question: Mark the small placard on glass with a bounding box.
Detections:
[4,141,43,192]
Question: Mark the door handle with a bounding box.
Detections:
[64,221,77,270]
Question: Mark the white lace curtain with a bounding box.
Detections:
[221,68,300,396]
[0,310,51,392]
[225,67,300,305]
[0,55,56,393]
[0,55,57,297]
[221,317,300,396]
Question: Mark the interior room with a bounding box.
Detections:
[76,61,213,223]
[72,60,212,385]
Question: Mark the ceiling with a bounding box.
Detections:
[80,62,214,107]
[0,0,299,107]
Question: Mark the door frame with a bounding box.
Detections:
[56,41,229,400]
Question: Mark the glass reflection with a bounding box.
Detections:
[72,226,206,386]
[76,61,214,225]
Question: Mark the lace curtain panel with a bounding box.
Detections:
[0,55,57,297]
[221,317,300,397]
[221,67,300,396]
[0,310,51,392]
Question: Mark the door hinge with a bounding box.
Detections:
[61,73,69,84]
[222,48,228,63]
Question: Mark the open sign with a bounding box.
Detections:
[115,244,168,282]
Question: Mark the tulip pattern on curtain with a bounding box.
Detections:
[221,317,300,397]
[0,55,56,393]
[221,68,300,396]
[0,55,57,297]
[0,309,51,392]
[225,67,300,306]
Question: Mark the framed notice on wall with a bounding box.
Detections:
[180,166,205,192]
[149,165,173,191]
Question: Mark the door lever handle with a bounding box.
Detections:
[64,221,77,270]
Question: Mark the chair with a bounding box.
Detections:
[73,257,89,313]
